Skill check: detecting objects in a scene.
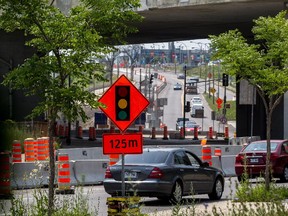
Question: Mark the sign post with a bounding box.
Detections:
[98,75,149,196]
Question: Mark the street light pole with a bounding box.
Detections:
[183,65,187,138]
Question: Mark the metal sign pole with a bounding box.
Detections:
[121,153,125,196]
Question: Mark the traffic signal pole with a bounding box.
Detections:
[183,65,187,138]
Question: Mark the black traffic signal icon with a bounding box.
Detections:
[115,86,130,121]
[222,73,229,86]
[149,74,154,84]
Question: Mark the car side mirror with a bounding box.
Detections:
[202,162,210,167]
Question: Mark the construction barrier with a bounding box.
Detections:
[0,152,12,198]
[109,154,120,166]
[208,126,213,139]
[107,197,140,216]
[24,138,35,162]
[202,145,212,166]
[56,153,74,194]
[88,127,96,141]
[214,147,222,156]
[59,125,65,138]
[37,137,48,160]
[76,126,83,139]
[73,160,108,184]
[151,127,156,139]
[180,127,184,139]
[12,140,22,162]
[110,126,115,133]
[193,126,198,140]
[224,126,229,139]
[163,126,168,140]
[138,125,143,132]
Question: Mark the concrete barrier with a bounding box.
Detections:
[58,147,109,160]
[73,160,109,185]
[11,161,50,189]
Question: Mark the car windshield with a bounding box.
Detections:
[121,151,169,164]
[243,141,279,152]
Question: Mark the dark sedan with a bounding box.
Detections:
[104,148,225,203]
[235,140,288,182]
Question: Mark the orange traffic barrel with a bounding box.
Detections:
[138,125,143,132]
[151,127,156,139]
[37,137,48,161]
[110,126,115,133]
[24,138,35,162]
[109,154,120,166]
[202,145,212,166]
[208,126,213,139]
[12,140,22,162]
[57,153,71,190]
[42,137,50,159]
[88,127,96,141]
[77,126,83,139]
[180,127,184,139]
[193,126,198,140]
[34,139,38,160]
[0,152,12,198]
[215,147,222,156]
[225,126,229,139]
[163,126,168,140]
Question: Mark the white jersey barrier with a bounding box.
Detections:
[73,159,109,185]
[58,147,109,160]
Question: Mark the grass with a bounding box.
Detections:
[204,93,236,121]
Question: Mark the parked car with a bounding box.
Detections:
[173,83,182,90]
[235,140,288,182]
[104,147,225,203]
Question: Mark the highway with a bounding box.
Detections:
[128,67,236,137]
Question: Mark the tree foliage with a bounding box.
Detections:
[0,0,142,214]
[209,11,288,189]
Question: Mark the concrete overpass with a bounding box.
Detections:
[64,0,285,44]
[129,0,285,44]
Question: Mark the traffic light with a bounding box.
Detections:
[184,101,191,112]
[222,73,229,86]
[115,86,130,121]
[149,74,154,84]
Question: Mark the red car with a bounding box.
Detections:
[235,140,288,182]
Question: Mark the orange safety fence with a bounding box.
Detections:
[109,154,120,166]
[24,138,35,162]
[57,153,71,190]
[12,140,22,162]
[0,152,11,198]
[202,145,212,166]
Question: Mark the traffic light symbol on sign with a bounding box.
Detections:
[115,86,130,121]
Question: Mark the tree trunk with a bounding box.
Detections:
[265,109,272,190]
[48,115,56,216]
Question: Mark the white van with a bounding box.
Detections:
[191,104,204,117]
[191,96,202,105]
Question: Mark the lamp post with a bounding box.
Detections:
[183,65,187,138]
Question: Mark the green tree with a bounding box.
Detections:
[0,0,142,215]
[209,11,288,190]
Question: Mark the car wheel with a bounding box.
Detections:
[170,181,183,204]
[208,178,223,200]
[280,166,288,182]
